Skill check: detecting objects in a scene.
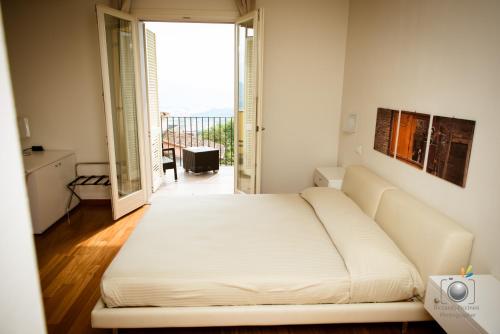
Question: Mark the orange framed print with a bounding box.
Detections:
[395,111,431,169]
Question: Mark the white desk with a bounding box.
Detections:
[24,150,76,233]
[24,150,74,175]
[424,275,500,333]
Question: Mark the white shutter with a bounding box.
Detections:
[144,28,163,192]
[243,36,256,173]
[119,30,140,184]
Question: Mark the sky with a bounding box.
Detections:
[145,22,234,116]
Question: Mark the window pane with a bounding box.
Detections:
[104,14,141,198]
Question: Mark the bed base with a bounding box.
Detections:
[91,298,431,329]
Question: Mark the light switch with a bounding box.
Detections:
[356,145,363,156]
[342,113,357,133]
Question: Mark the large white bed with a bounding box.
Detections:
[92,165,474,330]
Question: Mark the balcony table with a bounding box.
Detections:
[183,147,219,173]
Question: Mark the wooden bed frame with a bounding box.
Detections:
[91,165,473,330]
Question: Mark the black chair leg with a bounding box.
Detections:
[172,148,178,181]
[162,147,178,181]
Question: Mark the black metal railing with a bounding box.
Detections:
[161,116,234,166]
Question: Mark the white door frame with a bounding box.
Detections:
[254,9,264,194]
[132,9,239,23]
[234,9,264,194]
[96,5,147,219]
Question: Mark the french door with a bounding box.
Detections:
[96,5,147,219]
[234,9,264,194]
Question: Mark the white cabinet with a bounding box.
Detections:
[24,151,77,234]
[424,275,500,334]
[313,167,345,190]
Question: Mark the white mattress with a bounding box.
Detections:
[101,190,423,308]
[102,194,351,307]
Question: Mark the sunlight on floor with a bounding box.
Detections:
[152,165,234,198]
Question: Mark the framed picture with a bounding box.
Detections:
[426,116,476,187]
[395,111,431,169]
[374,108,399,157]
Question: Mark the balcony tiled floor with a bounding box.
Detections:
[152,165,234,197]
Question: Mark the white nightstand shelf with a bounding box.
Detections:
[424,275,500,334]
[313,167,345,190]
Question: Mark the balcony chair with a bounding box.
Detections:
[162,147,178,181]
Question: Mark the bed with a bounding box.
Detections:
[92,165,474,330]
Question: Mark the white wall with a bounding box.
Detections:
[257,0,349,193]
[2,0,112,199]
[339,0,500,277]
[0,5,46,333]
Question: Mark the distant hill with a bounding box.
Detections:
[160,108,234,118]
[190,108,234,117]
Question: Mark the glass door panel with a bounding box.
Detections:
[104,14,142,197]
[97,5,146,219]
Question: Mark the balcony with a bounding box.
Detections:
[161,116,234,166]
[156,116,234,195]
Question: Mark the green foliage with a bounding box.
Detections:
[201,119,234,165]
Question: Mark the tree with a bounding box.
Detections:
[201,119,234,165]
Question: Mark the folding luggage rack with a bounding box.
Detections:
[66,162,110,218]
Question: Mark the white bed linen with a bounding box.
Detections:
[102,194,351,307]
[102,190,423,308]
[301,187,424,302]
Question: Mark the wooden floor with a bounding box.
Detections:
[35,202,445,334]
[35,201,146,334]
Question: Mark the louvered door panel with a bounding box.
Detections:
[145,28,163,191]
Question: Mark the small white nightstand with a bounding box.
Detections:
[313,167,345,190]
[424,275,500,334]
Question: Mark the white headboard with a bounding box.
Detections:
[375,189,473,279]
[342,165,474,279]
[341,165,395,218]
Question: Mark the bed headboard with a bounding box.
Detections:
[341,165,395,218]
[341,165,473,280]
[375,189,473,280]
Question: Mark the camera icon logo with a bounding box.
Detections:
[440,276,475,304]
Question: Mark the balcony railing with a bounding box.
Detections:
[161,116,234,166]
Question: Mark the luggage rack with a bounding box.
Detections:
[66,162,110,222]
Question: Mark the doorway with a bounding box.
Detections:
[141,17,263,197]
[142,22,235,196]
[96,6,263,218]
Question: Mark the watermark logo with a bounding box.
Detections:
[461,265,474,279]
[440,266,475,304]
[434,266,479,319]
